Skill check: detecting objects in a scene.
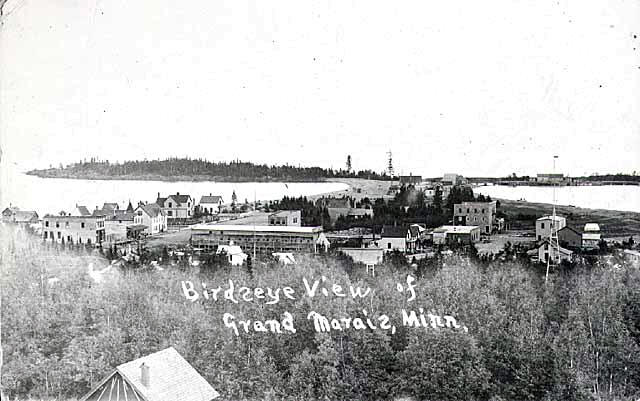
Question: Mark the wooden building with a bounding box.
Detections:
[80,347,219,401]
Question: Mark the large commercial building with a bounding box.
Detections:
[190,224,330,254]
[42,212,105,245]
[453,201,497,235]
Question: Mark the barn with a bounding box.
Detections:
[80,347,219,401]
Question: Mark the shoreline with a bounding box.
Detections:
[17,173,640,237]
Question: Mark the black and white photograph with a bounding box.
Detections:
[1,1,639,400]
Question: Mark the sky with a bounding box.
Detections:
[1,0,639,178]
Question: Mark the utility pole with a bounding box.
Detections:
[253,188,257,261]
[545,155,559,284]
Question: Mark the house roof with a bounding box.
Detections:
[537,240,573,255]
[76,205,91,216]
[381,225,408,238]
[103,202,119,211]
[217,245,246,256]
[13,210,39,222]
[138,203,165,218]
[107,211,135,222]
[2,206,19,215]
[115,347,219,401]
[191,224,322,234]
[156,197,167,206]
[167,194,192,205]
[558,226,582,236]
[200,195,223,204]
[269,210,301,218]
[347,208,372,216]
[409,224,425,237]
[537,215,566,222]
[322,198,350,208]
[432,225,479,234]
[272,252,296,264]
[584,223,600,232]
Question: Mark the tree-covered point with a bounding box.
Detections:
[577,173,640,183]
[27,157,395,182]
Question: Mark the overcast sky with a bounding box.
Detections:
[1,0,638,178]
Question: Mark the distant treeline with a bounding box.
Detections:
[27,157,394,182]
[578,173,640,183]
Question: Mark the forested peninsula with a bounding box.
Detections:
[27,157,393,182]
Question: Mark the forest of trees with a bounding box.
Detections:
[579,173,640,183]
[2,226,640,401]
[27,157,394,182]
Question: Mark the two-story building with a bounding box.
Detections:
[156,192,194,219]
[453,201,497,235]
[133,203,167,235]
[199,194,224,215]
[535,215,567,241]
[582,223,602,250]
[42,211,105,245]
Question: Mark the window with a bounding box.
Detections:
[482,209,485,213]
[55,222,60,228]
[474,208,478,213]
[44,232,48,239]
[168,211,173,216]
[138,211,143,216]
[81,222,85,228]
[293,218,298,223]
[541,223,545,229]
[169,202,172,208]
[458,208,462,213]
[57,232,61,239]
[45,221,49,227]
[388,243,391,249]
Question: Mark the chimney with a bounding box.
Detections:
[140,362,150,387]
[177,192,180,196]
[209,193,212,196]
[157,192,160,199]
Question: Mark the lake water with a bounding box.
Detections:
[475,184,640,213]
[0,169,350,215]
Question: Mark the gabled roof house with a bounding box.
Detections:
[80,347,219,401]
